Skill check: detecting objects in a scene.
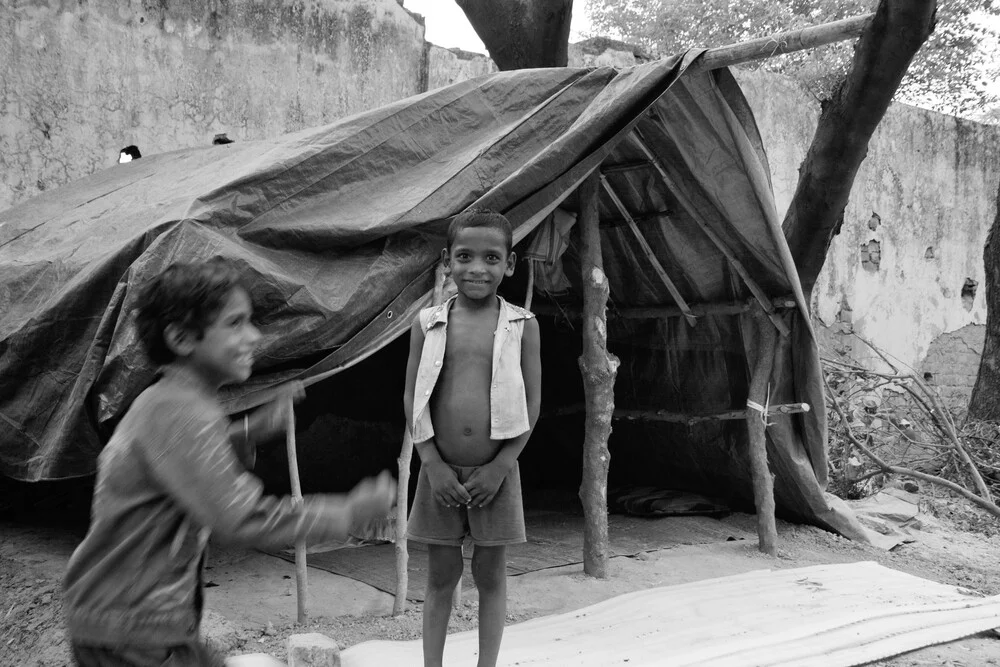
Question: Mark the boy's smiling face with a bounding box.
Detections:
[169,286,261,388]
[444,226,515,302]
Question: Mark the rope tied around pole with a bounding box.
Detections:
[746,385,775,427]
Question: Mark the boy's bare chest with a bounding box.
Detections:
[442,318,495,366]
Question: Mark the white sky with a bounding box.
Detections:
[403,0,593,53]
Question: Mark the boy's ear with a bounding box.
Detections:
[440,248,451,275]
[504,251,517,277]
[164,323,196,357]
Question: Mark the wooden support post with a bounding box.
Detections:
[577,170,618,579]
[599,175,697,327]
[745,307,779,556]
[285,397,308,624]
[630,132,790,337]
[392,429,411,616]
[393,263,449,615]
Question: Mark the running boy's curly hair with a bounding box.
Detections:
[447,208,513,253]
[134,258,245,365]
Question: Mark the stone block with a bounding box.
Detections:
[288,633,340,667]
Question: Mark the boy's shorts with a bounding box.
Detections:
[407,462,526,547]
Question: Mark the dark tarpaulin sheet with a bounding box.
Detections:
[0,54,867,541]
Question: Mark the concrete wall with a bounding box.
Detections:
[427,45,497,91]
[0,0,425,209]
[734,69,1000,406]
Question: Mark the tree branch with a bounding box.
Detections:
[825,376,1000,520]
[783,0,936,295]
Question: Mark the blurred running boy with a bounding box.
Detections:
[64,259,395,666]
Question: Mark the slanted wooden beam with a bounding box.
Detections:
[601,160,654,176]
[602,209,672,229]
[578,170,618,579]
[599,175,697,327]
[695,14,873,72]
[532,296,797,321]
[630,132,790,337]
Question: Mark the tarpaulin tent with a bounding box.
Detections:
[0,54,868,542]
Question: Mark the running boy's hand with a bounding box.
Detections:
[348,470,397,525]
[463,462,507,508]
[425,460,473,508]
[248,381,306,442]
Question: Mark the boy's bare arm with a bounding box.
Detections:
[404,316,471,507]
[143,398,393,548]
[465,317,542,507]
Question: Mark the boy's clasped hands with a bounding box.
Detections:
[425,459,508,508]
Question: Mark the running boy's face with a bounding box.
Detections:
[443,226,515,301]
[168,287,261,387]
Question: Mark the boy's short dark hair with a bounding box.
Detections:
[447,208,513,253]
[135,259,245,365]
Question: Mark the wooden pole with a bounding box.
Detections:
[599,175,697,326]
[745,307,779,556]
[550,402,810,424]
[577,170,618,579]
[392,430,411,616]
[285,397,308,623]
[695,14,873,72]
[393,263,449,615]
[525,260,536,310]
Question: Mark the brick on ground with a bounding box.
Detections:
[288,632,341,667]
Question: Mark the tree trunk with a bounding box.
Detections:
[968,182,1000,420]
[782,0,936,296]
[455,0,573,70]
[577,170,618,579]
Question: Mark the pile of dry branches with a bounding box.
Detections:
[822,343,999,521]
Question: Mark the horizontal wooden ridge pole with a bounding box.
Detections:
[531,296,797,320]
[548,403,811,425]
[695,13,874,72]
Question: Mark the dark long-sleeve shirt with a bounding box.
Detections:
[63,365,353,647]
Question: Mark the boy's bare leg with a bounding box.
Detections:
[423,544,464,667]
[471,545,507,667]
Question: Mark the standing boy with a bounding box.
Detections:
[64,259,396,666]
[403,209,542,667]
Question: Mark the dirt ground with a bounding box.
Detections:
[2,492,999,667]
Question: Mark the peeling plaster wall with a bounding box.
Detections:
[0,0,425,209]
[735,69,1000,392]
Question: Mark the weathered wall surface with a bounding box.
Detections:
[426,45,497,91]
[735,69,1000,406]
[0,0,425,209]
